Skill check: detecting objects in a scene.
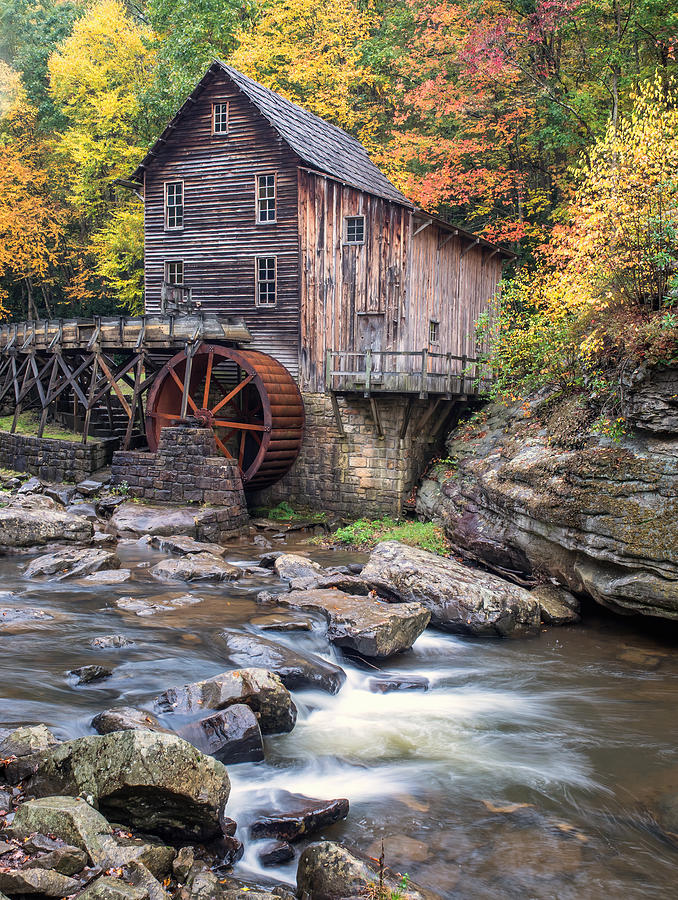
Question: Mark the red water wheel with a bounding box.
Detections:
[145,345,304,490]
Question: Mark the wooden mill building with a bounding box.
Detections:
[125,60,511,515]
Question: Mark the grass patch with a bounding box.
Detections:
[251,500,327,524]
[0,411,82,442]
[331,516,449,555]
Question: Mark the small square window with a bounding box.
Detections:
[165,261,184,285]
[165,181,183,229]
[345,215,365,244]
[213,102,229,135]
[256,257,276,306]
[429,320,440,344]
[257,174,276,223]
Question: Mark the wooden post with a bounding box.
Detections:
[461,353,468,394]
[364,349,372,397]
[420,348,428,398]
[325,349,333,392]
[82,356,99,444]
[180,344,195,419]
[38,357,58,438]
[446,353,453,397]
[123,355,144,450]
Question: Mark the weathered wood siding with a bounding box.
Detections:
[299,170,502,390]
[298,170,410,390]
[143,69,301,373]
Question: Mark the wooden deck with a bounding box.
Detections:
[325,349,491,397]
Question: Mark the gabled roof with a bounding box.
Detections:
[130,60,413,207]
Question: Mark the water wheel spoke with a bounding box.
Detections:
[168,366,199,414]
[202,350,214,409]
[147,412,184,421]
[211,373,254,416]
[213,433,235,460]
[212,419,265,431]
[249,430,262,447]
[238,431,246,468]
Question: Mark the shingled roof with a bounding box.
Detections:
[131,60,413,207]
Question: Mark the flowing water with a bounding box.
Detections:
[2,533,677,898]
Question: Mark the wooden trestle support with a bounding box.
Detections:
[0,316,304,489]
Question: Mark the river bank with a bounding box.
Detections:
[0,479,677,898]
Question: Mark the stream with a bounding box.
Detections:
[2,532,677,899]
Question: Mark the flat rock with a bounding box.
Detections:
[297,841,436,900]
[111,503,214,538]
[0,501,93,547]
[115,594,202,616]
[25,548,119,580]
[76,877,150,899]
[250,793,349,841]
[29,843,89,875]
[360,541,541,637]
[0,866,80,896]
[91,706,171,735]
[83,568,132,584]
[155,667,296,735]
[0,607,55,633]
[30,731,230,840]
[531,584,581,625]
[213,630,346,693]
[43,484,77,506]
[67,501,99,518]
[249,613,314,631]
[16,476,43,495]
[367,675,430,693]
[77,479,103,496]
[278,589,431,658]
[178,703,264,764]
[150,554,240,582]
[150,534,227,557]
[69,664,113,684]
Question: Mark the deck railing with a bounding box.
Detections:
[325,349,492,396]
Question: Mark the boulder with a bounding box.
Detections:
[150,535,227,557]
[0,723,59,781]
[0,498,93,547]
[30,731,230,840]
[69,664,113,684]
[0,867,80,896]
[76,878,150,899]
[16,476,43,494]
[43,484,77,506]
[296,841,437,900]
[155,667,296,735]
[111,503,214,538]
[178,703,264,764]
[29,843,89,875]
[150,554,240,582]
[416,382,678,619]
[360,541,541,637]
[83,568,132,584]
[257,840,295,866]
[249,613,314,632]
[24,547,119,580]
[90,634,135,649]
[531,584,581,625]
[277,588,431,657]
[213,630,346,693]
[367,675,430,693]
[115,594,202,616]
[274,554,325,589]
[250,793,349,841]
[91,706,171,735]
[67,501,99,519]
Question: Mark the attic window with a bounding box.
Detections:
[256,174,276,223]
[345,215,365,244]
[429,320,440,344]
[213,102,229,135]
[165,181,183,230]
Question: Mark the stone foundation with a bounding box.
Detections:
[250,392,456,518]
[111,427,248,539]
[0,431,113,483]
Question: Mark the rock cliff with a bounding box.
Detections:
[416,367,678,619]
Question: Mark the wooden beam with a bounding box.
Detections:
[417,398,443,436]
[481,248,500,267]
[369,396,384,439]
[438,229,458,249]
[330,391,346,438]
[461,237,480,258]
[413,219,433,237]
[399,396,414,440]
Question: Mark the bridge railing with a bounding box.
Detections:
[325,349,492,396]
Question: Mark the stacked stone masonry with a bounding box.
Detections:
[111,427,249,539]
[251,392,451,517]
[0,431,112,483]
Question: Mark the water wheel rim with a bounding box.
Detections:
[145,343,273,483]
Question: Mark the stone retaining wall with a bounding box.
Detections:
[0,431,112,483]
[111,427,248,539]
[250,392,455,518]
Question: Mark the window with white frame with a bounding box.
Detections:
[256,174,276,223]
[165,260,184,285]
[256,257,276,306]
[345,215,365,244]
[429,319,440,344]
[165,181,183,229]
[213,102,228,135]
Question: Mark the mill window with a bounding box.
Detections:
[257,174,276,223]
[429,320,440,344]
[256,257,276,306]
[165,181,183,230]
[345,215,365,244]
[212,102,229,135]
[164,260,184,285]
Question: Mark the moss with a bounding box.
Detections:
[329,517,450,555]
[251,500,327,523]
